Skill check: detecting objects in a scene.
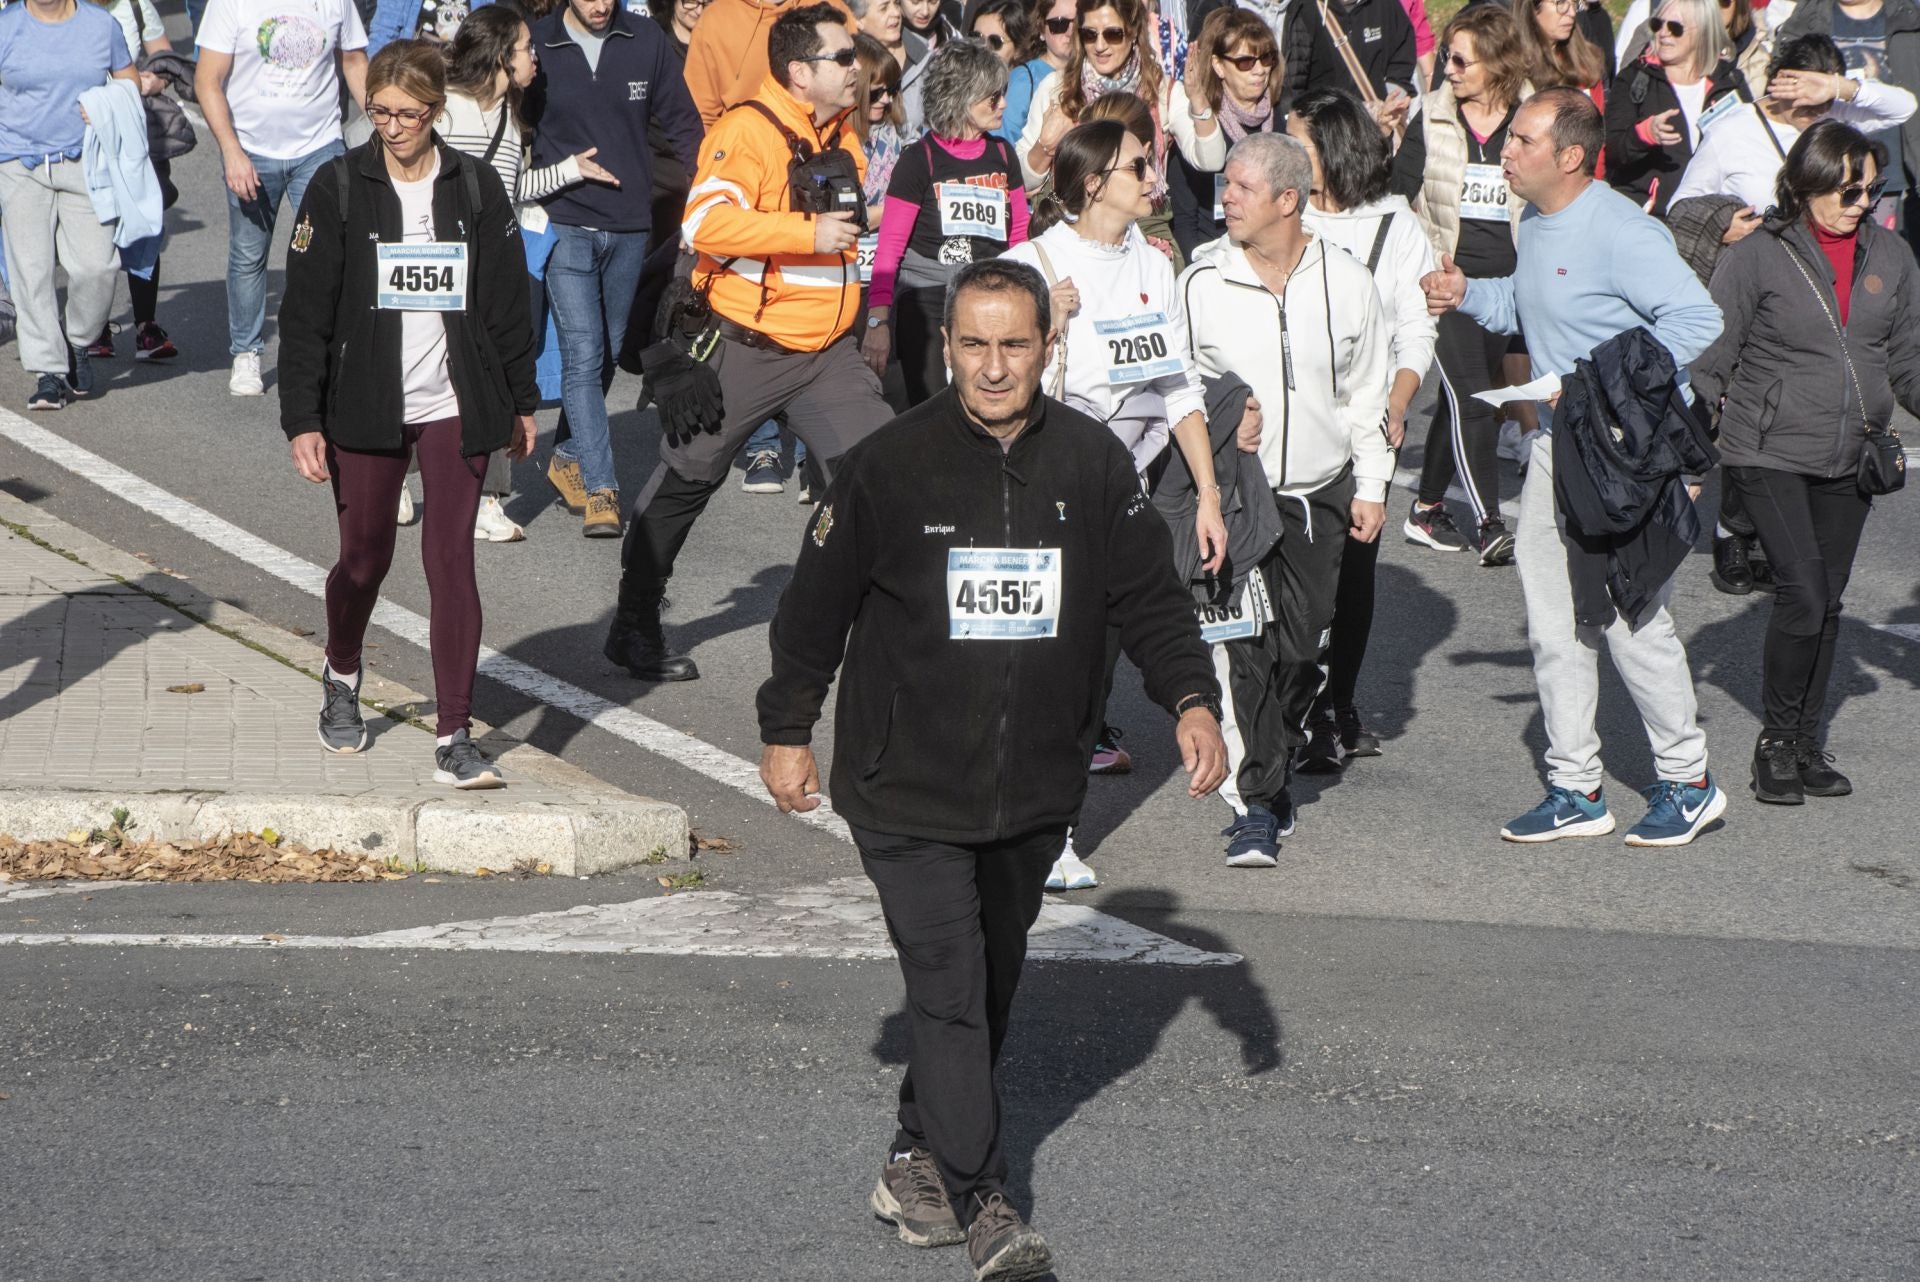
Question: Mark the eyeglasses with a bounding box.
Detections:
[1045,14,1074,32]
[367,103,437,128]
[978,88,1008,104]
[1445,50,1476,70]
[677,0,711,9]
[1104,155,1152,181]
[1217,50,1277,71]
[799,47,859,66]
[979,31,1006,48]
[1649,17,1686,36]
[1079,24,1128,45]
[1839,178,1889,207]
[1534,0,1575,12]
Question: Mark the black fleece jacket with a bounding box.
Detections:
[279,141,539,456]
[757,387,1219,844]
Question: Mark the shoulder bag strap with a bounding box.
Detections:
[480,99,511,166]
[1778,237,1868,432]
[1031,241,1067,400]
[1365,213,1393,273]
[1316,0,1382,111]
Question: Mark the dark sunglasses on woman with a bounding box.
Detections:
[1045,14,1074,32]
[1217,50,1277,71]
[1840,178,1889,207]
[1104,155,1151,181]
[1649,18,1686,36]
[978,31,1006,48]
[1079,24,1127,45]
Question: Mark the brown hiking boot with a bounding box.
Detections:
[547,455,588,512]
[966,1191,1052,1281]
[583,488,622,538]
[869,1149,965,1248]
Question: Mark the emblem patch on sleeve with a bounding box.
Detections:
[812,503,834,547]
[291,215,314,253]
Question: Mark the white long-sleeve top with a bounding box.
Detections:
[1302,194,1436,384]
[436,90,583,231]
[1180,233,1394,501]
[1004,221,1208,472]
[1014,69,1227,189]
[1670,80,1919,210]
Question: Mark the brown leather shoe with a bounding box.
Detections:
[547,455,588,512]
[869,1150,965,1248]
[583,488,622,538]
[966,1191,1052,1281]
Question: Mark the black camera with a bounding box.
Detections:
[790,149,868,232]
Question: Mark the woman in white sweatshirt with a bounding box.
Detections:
[1003,116,1226,889]
[1286,88,1437,772]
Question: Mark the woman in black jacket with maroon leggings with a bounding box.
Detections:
[279,40,538,787]
[1693,121,1920,805]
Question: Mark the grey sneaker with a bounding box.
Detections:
[966,1192,1052,1281]
[317,670,368,754]
[434,728,504,790]
[869,1150,965,1248]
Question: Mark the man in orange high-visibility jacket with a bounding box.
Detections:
[606,2,893,684]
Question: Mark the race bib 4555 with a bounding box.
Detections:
[947,547,1061,639]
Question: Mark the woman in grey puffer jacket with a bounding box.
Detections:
[1694,119,1920,806]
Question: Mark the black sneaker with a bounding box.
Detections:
[66,342,96,397]
[1751,735,1804,805]
[434,728,505,789]
[317,669,368,754]
[1795,737,1852,797]
[965,1191,1052,1282]
[1404,501,1467,551]
[1710,534,1754,594]
[869,1149,965,1248]
[1296,713,1346,774]
[27,373,72,412]
[84,322,118,360]
[741,448,784,494]
[1336,705,1381,758]
[1476,518,1516,566]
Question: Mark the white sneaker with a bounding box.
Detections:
[473,495,524,542]
[397,484,415,526]
[1044,834,1097,891]
[229,351,263,396]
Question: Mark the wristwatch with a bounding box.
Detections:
[1175,692,1224,723]
[867,314,887,329]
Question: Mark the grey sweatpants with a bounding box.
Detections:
[0,158,118,377]
[1514,431,1709,792]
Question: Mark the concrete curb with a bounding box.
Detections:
[0,493,690,875]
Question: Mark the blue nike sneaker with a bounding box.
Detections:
[1623,774,1727,847]
[1223,804,1281,867]
[1500,785,1615,842]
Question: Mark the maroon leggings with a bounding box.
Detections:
[324,417,488,736]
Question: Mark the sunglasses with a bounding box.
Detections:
[1104,155,1152,181]
[1217,50,1277,71]
[1839,178,1889,207]
[1045,14,1074,32]
[799,47,859,66]
[873,82,900,98]
[1445,50,1476,70]
[1649,17,1686,36]
[979,31,1006,47]
[367,103,436,127]
[1079,24,1128,45]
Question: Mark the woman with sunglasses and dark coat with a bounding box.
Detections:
[1170,6,1281,259]
[862,39,1030,400]
[279,40,538,787]
[1605,0,1744,217]
[1693,121,1920,805]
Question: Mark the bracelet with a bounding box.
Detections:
[1190,106,1215,121]
[1198,483,1222,495]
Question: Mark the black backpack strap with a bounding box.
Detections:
[729,99,813,161]
[1365,213,1393,274]
[331,153,351,229]
[459,148,482,225]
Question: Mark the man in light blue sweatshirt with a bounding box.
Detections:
[1423,87,1729,851]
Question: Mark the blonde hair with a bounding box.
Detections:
[367,38,448,109]
[1652,0,1734,82]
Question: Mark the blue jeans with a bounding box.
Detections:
[545,223,649,497]
[744,419,807,465]
[225,140,344,356]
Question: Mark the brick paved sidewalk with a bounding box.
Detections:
[0,516,684,874]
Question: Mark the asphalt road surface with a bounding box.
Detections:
[2,99,1917,1282]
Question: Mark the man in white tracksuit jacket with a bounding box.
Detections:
[1180,132,1393,867]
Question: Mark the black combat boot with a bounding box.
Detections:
[604,578,699,682]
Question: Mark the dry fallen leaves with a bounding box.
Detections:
[0,831,409,885]
[165,683,206,695]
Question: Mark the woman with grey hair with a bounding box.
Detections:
[862,37,1032,402]
[1605,0,1743,217]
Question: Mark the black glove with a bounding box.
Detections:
[640,341,725,444]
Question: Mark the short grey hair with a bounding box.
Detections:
[1227,133,1311,208]
[922,38,1010,137]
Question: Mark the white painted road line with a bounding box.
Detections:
[0,409,850,842]
[0,878,1242,965]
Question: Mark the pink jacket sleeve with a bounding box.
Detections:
[867,195,922,311]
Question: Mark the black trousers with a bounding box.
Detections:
[854,822,1065,1220]
[1219,471,1352,807]
[1315,530,1377,715]
[1422,309,1507,525]
[1727,465,1873,740]
[893,282,951,406]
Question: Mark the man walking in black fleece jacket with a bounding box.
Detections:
[756,259,1226,1282]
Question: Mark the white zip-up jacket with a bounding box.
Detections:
[1303,194,1436,384]
[1180,233,1394,501]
